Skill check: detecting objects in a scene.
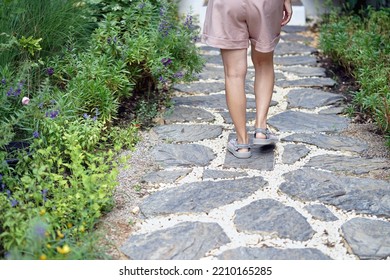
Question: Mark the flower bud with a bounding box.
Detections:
[22,97,30,105]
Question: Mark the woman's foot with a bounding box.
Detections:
[252,128,278,146]
[227,138,252,159]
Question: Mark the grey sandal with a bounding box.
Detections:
[252,128,279,146]
[227,138,251,159]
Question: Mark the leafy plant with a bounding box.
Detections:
[0,0,205,259]
[0,0,94,67]
[320,7,390,146]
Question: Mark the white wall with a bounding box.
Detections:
[300,0,342,18]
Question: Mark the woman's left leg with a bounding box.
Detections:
[221,48,249,152]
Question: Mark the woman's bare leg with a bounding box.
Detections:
[251,45,275,139]
[221,48,249,151]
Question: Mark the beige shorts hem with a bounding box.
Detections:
[250,35,281,53]
[201,34,249,50]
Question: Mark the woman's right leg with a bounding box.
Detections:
[251,46,276,140]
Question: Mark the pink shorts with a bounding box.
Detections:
[202,0,284,53]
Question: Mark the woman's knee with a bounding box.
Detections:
[251,49,274,68]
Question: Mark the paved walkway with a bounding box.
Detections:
[120,26,390,260]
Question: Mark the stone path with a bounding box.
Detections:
[120,26,390,260]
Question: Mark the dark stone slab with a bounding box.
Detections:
[220,100,278,124]
[245,81,255,93]
[151,143,215,168]
[142,169,192,184]
[275,42,317,56]
[246,66,286,80]
[276,77,336,88]
[202,169,248,180]
[275,72,286,80]
[274,56,317,66]
[306,154,389,175]
[280,168,390,218]
[121,222,230,260]
[140,176,267,217]
[172,94,228,110]
[268,111,349,133]
[173,81,225,94]
[279,66,326,77]
[282,133,368,153]
[234,199,315,241]
[152,124,223,143]
[287,88,345,109]
[218,247,331,260]
[341,218,390,260]
[247,70,256,80]
[163,106,215,124]
[173,94,275,111]
[198,66,225,80]
[281,34,314,43]
[224,134,275,171]
[220,111,256,125]
[319,106,347,115]
[282,144,310,164]
[203,54,223,65]
[200,46,220,53]
[282,25,308,33]
[304,204,338,222]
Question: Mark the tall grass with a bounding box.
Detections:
[0,0,94,68]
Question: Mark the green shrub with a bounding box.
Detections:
[0,0,204,259]
[320,8,390,146]
[0,113,139,259]
[342,0,390,12]
[84,0,204,125]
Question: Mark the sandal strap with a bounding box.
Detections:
[231,139,250,150]
[254,128,272,139]
[236,143,250,149]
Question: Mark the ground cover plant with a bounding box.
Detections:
[0,0,203,259]
[319,5,390,147]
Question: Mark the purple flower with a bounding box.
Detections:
[33,223,47,239]
[173,71,184,79]
[83,113,90,119]
[6,87,13,96]
[33,131,39,138]
[14,87,21,96]
[107,37,111,44]
[1,184,5,192]
[11,199,18,207]
[41,189,48,202]
[138,3,145,9]
[47,67,54,76]
[0,174,2,181]
[38,102,44,109]
[46,110,59,119]
[1,78,6,85]
[158,19,171,37]
[184,15,193,29]
[161,58,172,67]
[159,76,167,83]
[6,189,11,198]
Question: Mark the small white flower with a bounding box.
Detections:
[22,96,30,105]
